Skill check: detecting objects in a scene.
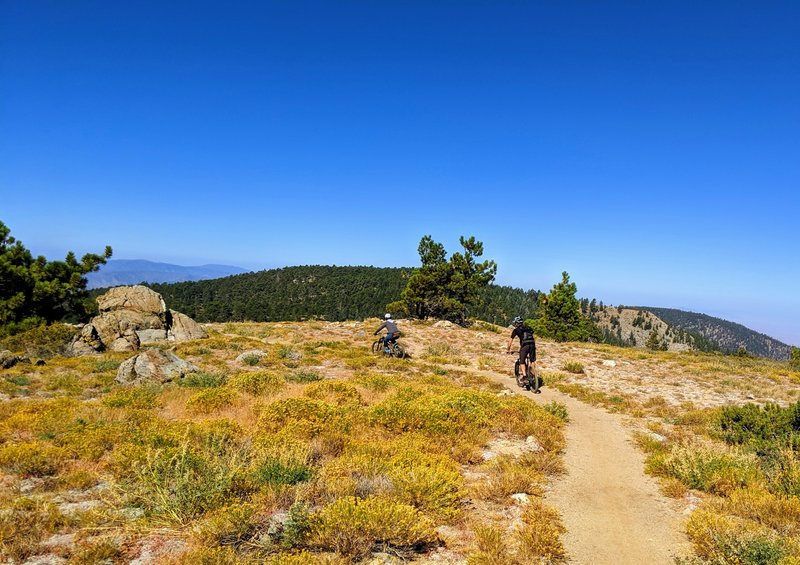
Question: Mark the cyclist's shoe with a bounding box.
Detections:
[524,385,531,391]
[534,389,542,394]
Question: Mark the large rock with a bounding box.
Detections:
[67,286,206,356]
[97,285,166,315]
[167,310,208,341]
[116,349,200,385]
[0,350,21,369]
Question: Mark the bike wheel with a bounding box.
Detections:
[514,360,525,388]
[372,339,383,353]
[392,343,406,359]
[528,365,541,393]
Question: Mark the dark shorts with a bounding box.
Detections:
[519,344,535,365]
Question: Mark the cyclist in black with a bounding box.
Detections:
[374,313,400,353]
[507,316,538,392]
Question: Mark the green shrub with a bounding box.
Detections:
[542,401,570,422]
[279,502,312,549]
[179,371,228,388]
[229,371,285,396]
[309,496,436,559]
[258,398,345,437]
[687,508,793,563]
[93,359,121,372]
[0,323,77,358]
[250,458,313,487]
[716,402,800,452]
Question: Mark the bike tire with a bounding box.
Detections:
[528,365,541,393]
[392,343,406,359]
[514,360,526,388]
[372,339,383,354]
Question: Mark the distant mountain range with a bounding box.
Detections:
[86,259,249,289]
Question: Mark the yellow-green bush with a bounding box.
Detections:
[309,496,436,559]
[369,387,501,436]
[192,502,259,547]
[687,508,799,563]
[321,444,464,520]
[0,441,68,476]
[186,388,238,414]
[258,398,348,438]
[304,381,362,406]
[102,385,161,408]
[229,371,285,396]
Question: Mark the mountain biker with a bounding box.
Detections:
[374,313,400,353]
[507,316,538,392]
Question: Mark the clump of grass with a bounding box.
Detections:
[468,524,513,564]
[0,496,69,561]
[562,361,585,374]
[514,498,567,563]
[309,496,436,559]
[354,372,395,391]
[686,508,796,563]
[229,371,285,396]
[93,359,122,372]
[472,457,545,502]
[258,398,345,438]
[285,371,323,383]
[112,439,248,525]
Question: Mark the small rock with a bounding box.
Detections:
[129,537,187,565]
[433,320,455,329]
[510,493,530,505]
[496,389,513,396]
[121,507,146,520]
[602,360,617,367]
[22,555,67,565]
[482,450,497,461]
[647,431,667,443]
[235,349,269,364]
[57,500,102,515]
[39,533,76,552]
[746,394,755,400]
[19,478,44,494]
[355,330,366,338]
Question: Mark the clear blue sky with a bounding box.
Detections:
[2,1,798,346]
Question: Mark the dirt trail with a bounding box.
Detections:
[534,386,690,563]
[412,325,694,564]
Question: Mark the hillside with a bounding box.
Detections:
[2,319,799,562]
[86,259,248,289]
[639,306,791,360]
[591,307,697,352]
[147,265,540,325]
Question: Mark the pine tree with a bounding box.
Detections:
[535,272,598,342]
[0,220,112,334]
[394,235,497,325]
[645,329,661,350]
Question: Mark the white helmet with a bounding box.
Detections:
[384,313,392,319]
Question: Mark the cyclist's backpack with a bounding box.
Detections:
[522,328,535,344]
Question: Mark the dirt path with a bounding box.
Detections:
[533,386,690,563]
[475,366,691,564]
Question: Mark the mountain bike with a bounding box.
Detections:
[372,335,406,358]
[514,354,541,393]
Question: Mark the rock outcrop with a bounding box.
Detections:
[116,348,200,385]
[67,285,207,355]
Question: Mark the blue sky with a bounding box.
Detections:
[2,1,798,346]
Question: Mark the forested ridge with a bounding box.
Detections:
[639,306,791,359]
[142,265,540,325]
